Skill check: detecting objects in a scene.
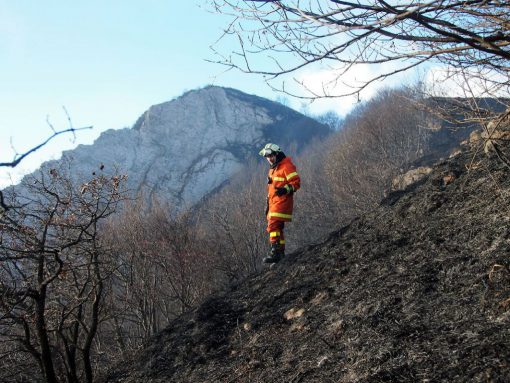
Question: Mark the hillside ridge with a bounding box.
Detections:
[104,141,510,382]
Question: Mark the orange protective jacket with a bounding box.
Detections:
[267,156,300,222]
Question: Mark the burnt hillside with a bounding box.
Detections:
[105,141,510,382]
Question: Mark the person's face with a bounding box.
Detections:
[265,153,276,164]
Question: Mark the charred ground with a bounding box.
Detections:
[104,143,510,382]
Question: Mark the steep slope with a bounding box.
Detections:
[31,86,330,208]
[104,140,510,382]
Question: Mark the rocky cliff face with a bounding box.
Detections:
[103,141,510,382]
[35,86,330,208]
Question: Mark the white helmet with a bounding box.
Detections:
[259,143,282,157]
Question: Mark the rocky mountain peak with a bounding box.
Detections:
[29,86,329,209]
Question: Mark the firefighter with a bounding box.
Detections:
[259,143,301,263]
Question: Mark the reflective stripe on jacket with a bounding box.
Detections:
[267,156,300,222]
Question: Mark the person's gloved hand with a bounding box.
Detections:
[275,187,288,196]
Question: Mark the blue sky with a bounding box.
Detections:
[0,1,411,187]
[0,2,252,185]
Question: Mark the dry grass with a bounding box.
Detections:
[105,145,510,382]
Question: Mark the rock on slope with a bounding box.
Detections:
[35,86,329,209]
[104,142,510,382]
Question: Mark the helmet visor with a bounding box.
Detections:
[259,148,274,157]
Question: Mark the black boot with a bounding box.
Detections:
[263,243,285,264]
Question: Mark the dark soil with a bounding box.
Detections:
[104,145,510,383]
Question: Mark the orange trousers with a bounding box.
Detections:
[267,219,285,250]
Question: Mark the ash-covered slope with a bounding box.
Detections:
[33,86,329,208]
[105,142,510,382]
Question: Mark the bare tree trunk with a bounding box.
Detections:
[83,247,103,383]
[35,288,58,383]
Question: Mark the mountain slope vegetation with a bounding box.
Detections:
[104,138,510,382]
[3,86,506,382]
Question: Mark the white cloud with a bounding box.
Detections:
[291,61,414,116]
[288,62,509,117]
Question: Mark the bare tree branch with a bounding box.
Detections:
[0,126,92,169]
[208,0,510,100]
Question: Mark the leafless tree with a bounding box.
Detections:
[325,87,432,207]
[102,197,214,354]
[287,86,434,248]
[197,160,268,280]
[0,164,126,383]
[313,110,344,131]
[209,0,509,101]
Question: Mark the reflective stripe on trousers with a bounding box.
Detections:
[267,219,285,249]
